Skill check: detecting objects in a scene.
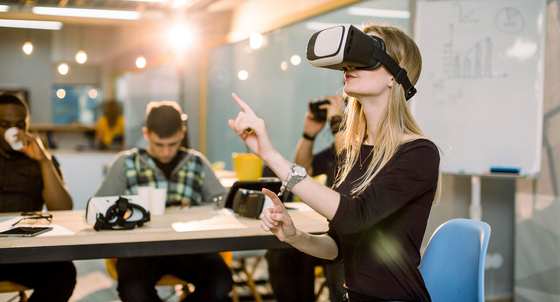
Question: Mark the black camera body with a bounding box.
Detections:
[232,189,267,219]
[309,99,330,122]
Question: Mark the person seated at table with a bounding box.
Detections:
[0,92,76,301]
[266,94,346,302]
[93,101,233,302]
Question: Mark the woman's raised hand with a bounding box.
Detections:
[260,188,297,242]
[228,93,277,162]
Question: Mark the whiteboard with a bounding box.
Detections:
[411,0,546,177]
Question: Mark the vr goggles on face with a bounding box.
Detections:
[306,24,417,100]
[86,195,150,231]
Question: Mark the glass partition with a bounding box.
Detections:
[206,0,410,170]
[52,84,102,125]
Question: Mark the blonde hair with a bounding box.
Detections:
[334,24,442,204]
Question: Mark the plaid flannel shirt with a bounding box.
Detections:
[123,148,205,206]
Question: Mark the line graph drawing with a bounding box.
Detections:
[453,2,478,23]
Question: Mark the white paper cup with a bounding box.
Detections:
[137,187,152,211]
[4,127,23,151]
[149,188,167,215]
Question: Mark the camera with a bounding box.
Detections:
[309,99,331,122]
[232,189,271,219]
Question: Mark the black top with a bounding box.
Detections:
[327,139,439,302]
[152,152,182,180]
[0,152,63,213]
[312,144,338,188]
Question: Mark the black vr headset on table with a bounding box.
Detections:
[306,24,417,100]
[86,195,150,231]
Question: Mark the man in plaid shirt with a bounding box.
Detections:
[94,101,232,302]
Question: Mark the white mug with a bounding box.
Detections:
[4,127,23,151]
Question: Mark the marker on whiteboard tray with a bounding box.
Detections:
[490,167,520,174]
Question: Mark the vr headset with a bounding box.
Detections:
[306,24,417,100]
[86,195,150,231]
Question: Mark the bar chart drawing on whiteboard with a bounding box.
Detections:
[444,24,507,80]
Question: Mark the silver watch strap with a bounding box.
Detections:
[278,164,295,197]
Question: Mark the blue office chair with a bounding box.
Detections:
[419,218,491,302]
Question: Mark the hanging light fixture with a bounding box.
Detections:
[136,56,146,68]
[58,27,69,75]
[23,41,33,54]
[22,30,33,55]
[58,63,69,75]
[75,50,87,64]
[75,25,87,64]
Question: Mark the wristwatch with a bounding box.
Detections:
[278,164,307,196]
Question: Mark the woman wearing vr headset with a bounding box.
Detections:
[229,24,441,302]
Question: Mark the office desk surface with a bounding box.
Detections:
[0,204,328,264]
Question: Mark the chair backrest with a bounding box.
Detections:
[419,218,491,302]
[0,280,29,301]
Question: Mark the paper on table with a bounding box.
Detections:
[0,217,75,236]
[36,224,75,236]
[172,214,248,232]
[210,208,235,215]
[0,216,17,224]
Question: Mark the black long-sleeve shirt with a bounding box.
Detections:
[327,139,439,302]
[0,151,63,212]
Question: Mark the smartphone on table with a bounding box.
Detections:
[0,227,53,237]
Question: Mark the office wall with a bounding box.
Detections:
[0,28,53,124]
[0,25,117,124]
[514,1,560,301]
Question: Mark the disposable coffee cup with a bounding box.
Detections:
[4,127,23,151]
[137,187,152,211]
[149,188,167,215]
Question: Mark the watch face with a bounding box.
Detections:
[293,165,307,177]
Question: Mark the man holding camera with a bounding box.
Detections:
[266,94,346,302]
[93,101,233,302]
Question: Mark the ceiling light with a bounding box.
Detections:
[136,56,146,68]
[291,55,301,66]
[169,26,191,50]
[0,5,9,12]
[76,50,87,64]
[32,6,141,20]
[305,22,341,31]
[238,70,248,81]
[58,63,69,75]
[347,7,410,19]
[172,0,187,8]
[0,19,62,30]
[23,41,33,55]
[249,33,263,50]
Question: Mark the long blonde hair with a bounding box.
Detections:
[334,24,442,203]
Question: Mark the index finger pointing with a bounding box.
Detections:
[232,93,255,115]
[262,188,283,206]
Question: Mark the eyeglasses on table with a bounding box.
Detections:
[11,212,53,227]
